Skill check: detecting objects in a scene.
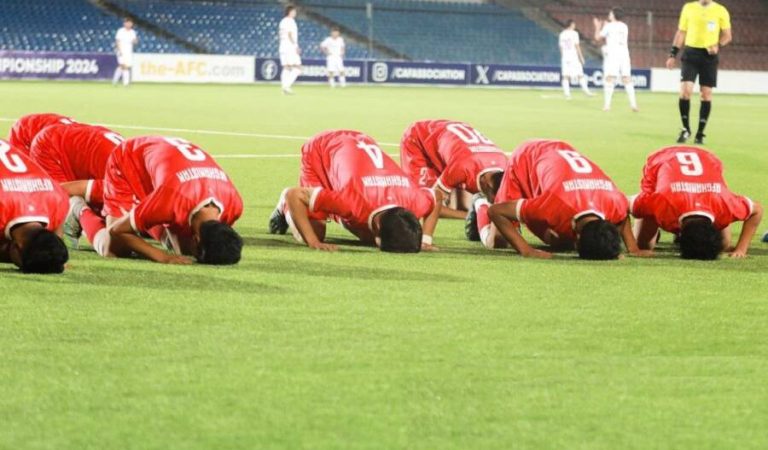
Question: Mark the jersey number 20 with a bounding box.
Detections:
[165,137,207,161]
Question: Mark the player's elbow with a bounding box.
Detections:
[751,202,763,221]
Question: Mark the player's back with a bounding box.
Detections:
[31,124,121,180]
[645,146,726,192]
[9,113,76,153]
[0,140,68,231]
[118,136,229,195]
[410,120,502,169]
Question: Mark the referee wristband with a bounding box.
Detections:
[422,235,433,246]
[669,46,680,58]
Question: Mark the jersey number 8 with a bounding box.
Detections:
[557,150,592,174]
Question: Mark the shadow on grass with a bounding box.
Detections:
[238,257,469,283]
[55,267,282,294]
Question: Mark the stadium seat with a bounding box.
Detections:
[0,0,186,53]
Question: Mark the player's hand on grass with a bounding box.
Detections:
[162,254,194,265]
[309,241,337,252]
[665,57,677,69]
[728,249,748,259]
[629,249,654,258]
[523,249,553,259]
[421,243,439,252]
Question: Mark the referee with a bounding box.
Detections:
[666,0,732,145]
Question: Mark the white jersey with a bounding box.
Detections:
[279,17,298,50]
[320,36,345,58]
[599,21,629,56]
[559,29,580,62]
[115,28,137,55]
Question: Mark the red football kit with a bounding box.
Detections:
[299,130,435,240]
[631,146,754,232]
[400,120,507,193]
[29,124,123,205]
[8,113,76,154]
[0,140,69,241]
[496,139,629,242]
[103,136,243,239]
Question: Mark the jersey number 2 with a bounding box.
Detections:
[0,141,27,173]
[165,137,206,162]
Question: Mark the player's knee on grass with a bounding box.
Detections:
[197,221,243,265]
[21,229,69,274]
[679,219,722,260]
[577,220,621,260]
[379,207,422,253]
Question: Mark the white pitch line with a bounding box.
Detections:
[212,152,400,159]
[0,117,400,147]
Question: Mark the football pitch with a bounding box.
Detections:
[1,81,767,449]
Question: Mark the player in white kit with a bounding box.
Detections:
[594,8,638,112]
[279,6,302,95]
[320,27,346,88]
[113,18,138,87]
[559,20,593,99]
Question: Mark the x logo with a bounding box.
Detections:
[475,65,490,85]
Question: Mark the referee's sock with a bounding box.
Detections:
[696,101,712,138]
[679,98,691,132]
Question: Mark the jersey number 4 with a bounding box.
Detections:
[165,137,207,162]
[357,141,384,169]
[0,141,27,173]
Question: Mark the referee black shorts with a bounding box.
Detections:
[681,46,719,87]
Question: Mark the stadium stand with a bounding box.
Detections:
[299,0,562,65]
[107,0,372,58]
[544,0,768,70]
[0,0,186,53]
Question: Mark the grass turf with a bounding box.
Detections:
[1,81,767,449]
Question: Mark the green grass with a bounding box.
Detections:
[1,81,767,449]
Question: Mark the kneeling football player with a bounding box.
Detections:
[8,112,77,154]
[489,139,646,259]
[269,130,435,252]
[102,136,244,265]
[631,146,762,259]
[29,123,124,250]
[400,119,507,249]
[0,140,70,273]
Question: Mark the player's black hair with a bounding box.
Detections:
[284,5,296,16]
[378,207,422,253]
[331,26,340,32]
[577,219,621,260]
[565,19,575,28]
[679,218,722,260]
[20,229,69,274]
[488,171,504,197]
[611,7,625,21]
[198,220,244,265]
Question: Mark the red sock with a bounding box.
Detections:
[80,208,106,243]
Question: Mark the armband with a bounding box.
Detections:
[669,46,680,58]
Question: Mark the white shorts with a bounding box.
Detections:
[280,48,302,67]
[561,59,584,78]
[326,56,345,74]
[117,52,133,67]
[604,53,632,78]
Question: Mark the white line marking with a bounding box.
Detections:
[0,117,400,147]
[212,153,400,159]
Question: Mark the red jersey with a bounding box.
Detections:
[301,130,435,237]
[400,120,507,192]
[631,146,754,232]
[497,139,628,241]
[8,113,76,154]
[29,124,123,203]
[103,136,243,238]
[0,140,69,240]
